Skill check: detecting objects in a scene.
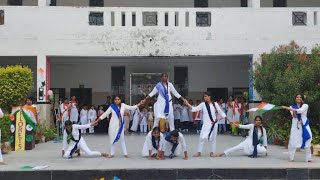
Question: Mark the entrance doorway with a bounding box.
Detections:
[70,88,92,106]
[206,88,228,102]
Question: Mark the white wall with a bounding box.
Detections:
[0,6,318,57]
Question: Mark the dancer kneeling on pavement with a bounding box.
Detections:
[162,130,188,160]
[185,92,232,157]
[217,116,267,158]
[142,127,165,160]
[62,120,108,159]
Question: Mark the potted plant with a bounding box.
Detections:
[266,120,282,145]
[311,127,320,155]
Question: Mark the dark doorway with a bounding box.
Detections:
[206,88,228,102]
[70,88,92,107]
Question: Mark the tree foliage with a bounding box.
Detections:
[0,65,33,111]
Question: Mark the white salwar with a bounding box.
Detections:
[149,82,182,131]
[99,103,138,156]
[224,124,267,156]
[69,103,78,124]
[288,104,312,162]
[162,132,187,157]
[191,102,226,153]
[88,109,97,134]
[141,131,164,156]
[130,108,140,132]
[62,124,101,158]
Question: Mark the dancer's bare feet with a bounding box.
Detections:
[217,152,225,157]
[108,155,114,158]
[0,161,6,165]
[76,149,81,157]
[124,155,129,158]
[101,153,108,157]
[210,152,215,157]
[193,152,201,157]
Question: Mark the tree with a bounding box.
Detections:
[0,65,33,111]
[253,41,320,136]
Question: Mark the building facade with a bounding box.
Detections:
[0,0,319,120]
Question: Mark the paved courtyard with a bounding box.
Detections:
[2,133,320,171]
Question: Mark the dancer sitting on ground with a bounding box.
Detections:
[142,127,164,160]
[162,130,188,160]
[217,116,267,158]
[62,120,108,159]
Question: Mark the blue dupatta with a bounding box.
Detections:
[111,104,124,144]
[292,104,311,149]
[156,82,169,117]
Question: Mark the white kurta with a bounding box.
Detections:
[173,103,182,120]
[162,132,187,156]
[60,103,70,121]
[180,106,190,122]
[100,103,138,145]
[130,108,140,131]
[191,102,226,141]
[148,82,181,119]
[141,131,164,156]
[70,103,79,123]
[88,109,97,122]
[226,102,233,124]
[224,124,267,156]
[80,109,88,125]
[289,104,312,148]
[232,102,241,122]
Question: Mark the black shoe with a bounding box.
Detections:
[248,155,257,158]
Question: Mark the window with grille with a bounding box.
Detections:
[273,0,287,7]
[292,12,307,26]
[90,0,104,7]
[143,12,157,26]
[194,0,208,7]
[89,12,104,26]
[196,12,211,27]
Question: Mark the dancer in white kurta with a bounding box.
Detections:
[62,120,107,159]
[97,96,143,158]
[217,99,227,133]
[142,127,164,159]
[185,92,230,157]
[162,130,188,159]
[180,105,190,132]
[218,116,267,157]
[0,108,5,164]
[88,105,97,134]
[79,106,88,134]
[282,94,312,162]
[130,108,140,132]
[144,73,186,131]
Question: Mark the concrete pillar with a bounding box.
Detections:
[36,55,51,126]
[248,0,260,8]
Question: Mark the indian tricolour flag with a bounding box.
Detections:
[247,102,282,113]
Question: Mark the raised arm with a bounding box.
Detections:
[98,106,112,120]
[190,103,203,112]
[239,124,254,130]
[73,124,92,130]
[214,102,226,118]
[169,83,182,99]
[147,86,158,98]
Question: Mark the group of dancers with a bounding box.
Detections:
[60,73,313,162]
